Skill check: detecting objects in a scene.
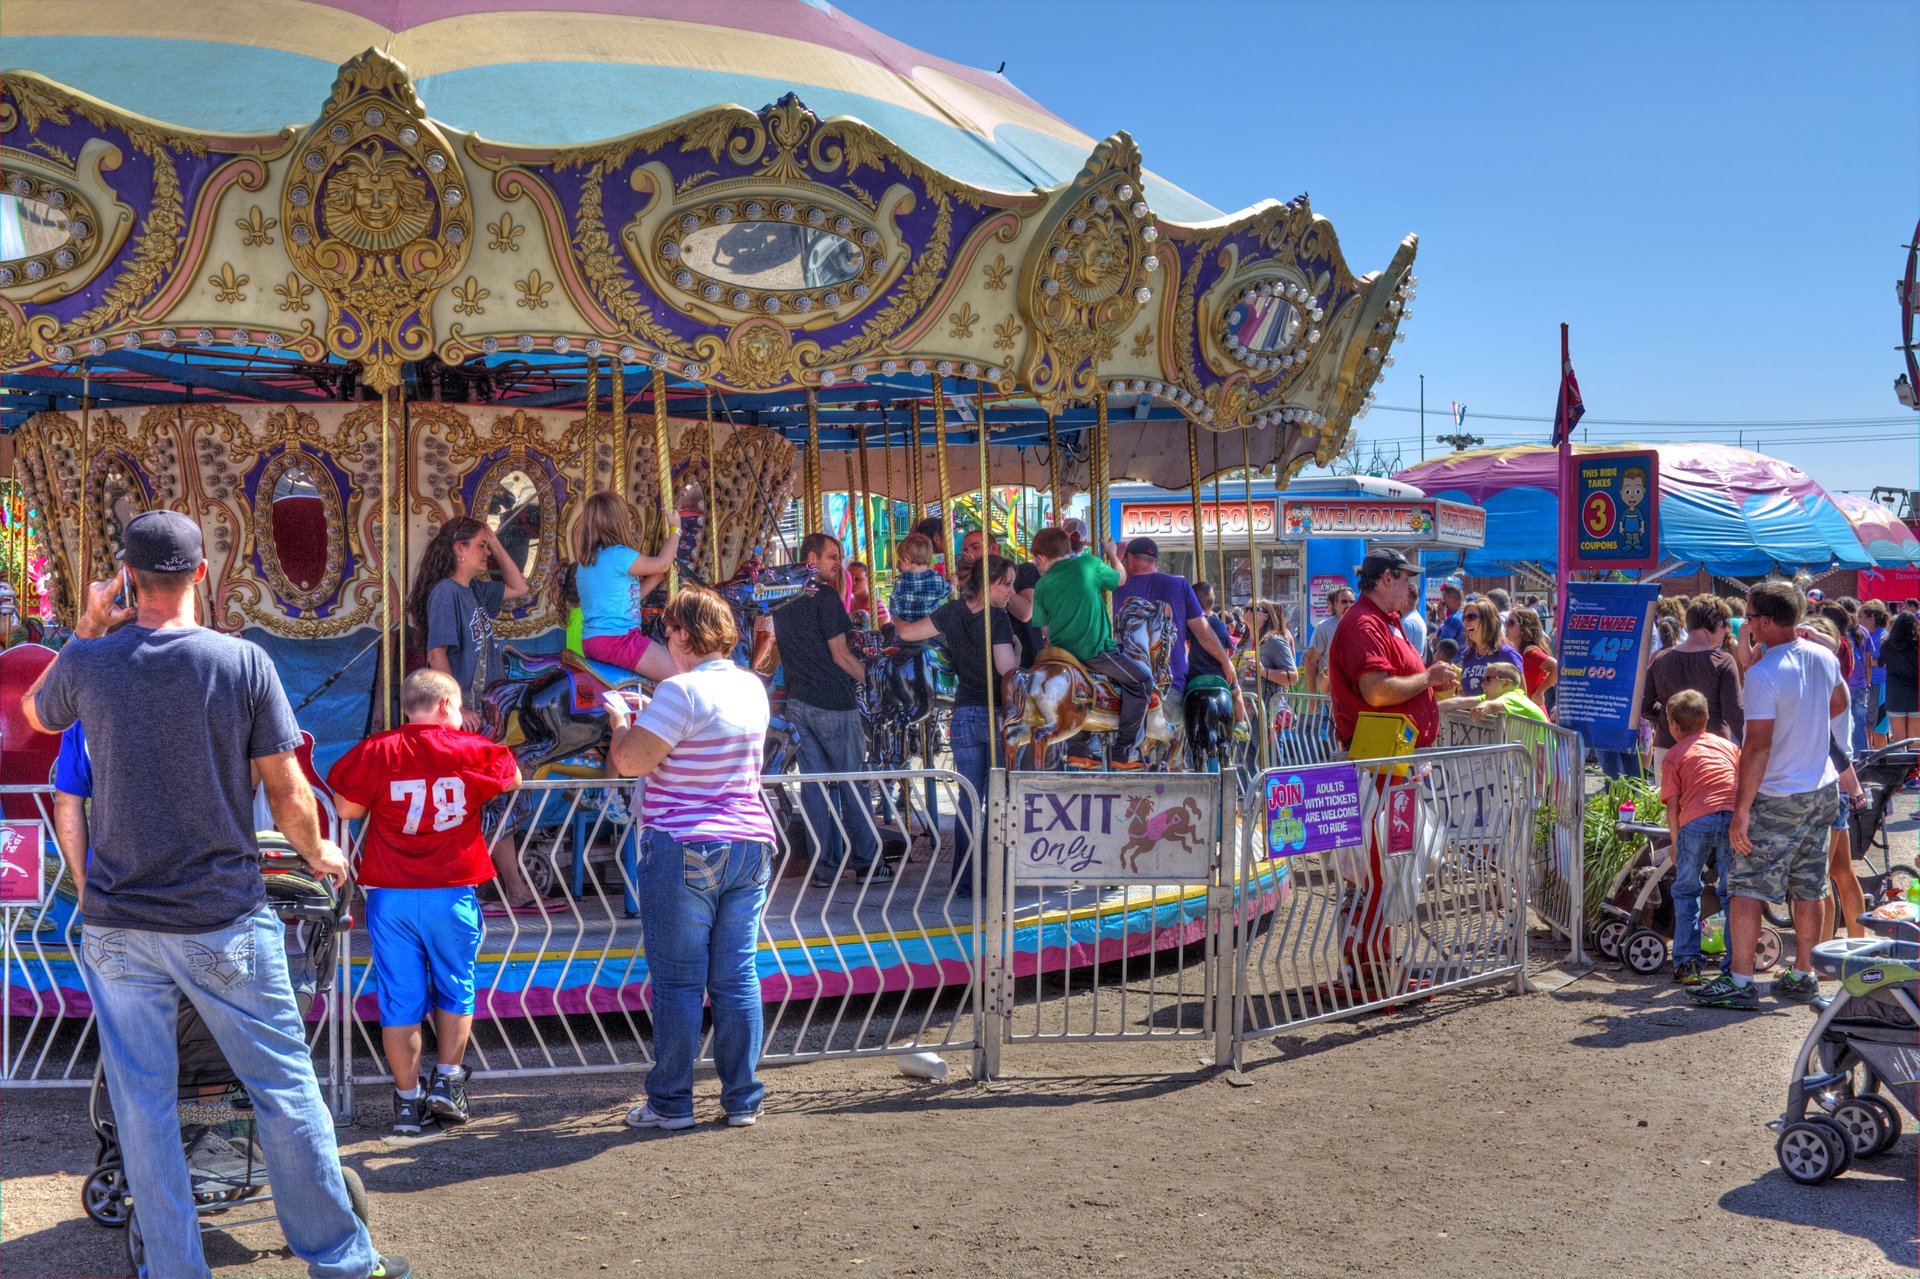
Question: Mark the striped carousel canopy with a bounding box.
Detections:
[0,0,1220,219]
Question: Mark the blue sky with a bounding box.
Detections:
[843,0,1920,497]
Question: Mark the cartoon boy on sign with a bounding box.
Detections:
[1618,466,1649,554]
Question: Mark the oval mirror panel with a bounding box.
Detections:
[101,464,141,560]
[0,193,73,263]
[1224,294,1301,354]
[270,460,328,592]
[484,470,541,579]
[679,222,864,290]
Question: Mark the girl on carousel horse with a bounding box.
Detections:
[574,491,683,684]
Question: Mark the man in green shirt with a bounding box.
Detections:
[1030,527,1153,761]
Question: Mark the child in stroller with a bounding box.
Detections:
[1769,906,1918,1184]
[80,836,367,1272]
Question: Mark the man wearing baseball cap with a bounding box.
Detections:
[23,511,405,1279]
[1326,547,1460,750]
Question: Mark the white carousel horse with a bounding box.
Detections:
[1003,596,1179,770]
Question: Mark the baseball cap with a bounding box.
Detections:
[1359,547,1427,581]
[1806,587,1824,602]
[1063,517,1089,543]
[119,510,204,572]
[1124,537,1159,559]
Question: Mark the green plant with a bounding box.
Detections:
[1579,776,1666,919]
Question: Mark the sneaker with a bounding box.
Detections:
[1672,960,1705,986]
[854,859,894,884]
[368,1255,413,1279]
[1687,973,1760,1010]
[725,1110,760,1128]
[426,1066,471,1123]
[1770,971,1821,1003]
[390,1090,439,1139]
[624,1102,695,1131]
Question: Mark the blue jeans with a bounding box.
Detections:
[639,830,770,1120]
[1673,811,1731,964]
[1596,748,1643,780]
[948,705,999,896]
[1851,685,1871,756]
[788,699,880,876]
[78,906,375,1279]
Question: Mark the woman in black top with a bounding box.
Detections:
[894,556,1017,896]
[1880,610,1920,746]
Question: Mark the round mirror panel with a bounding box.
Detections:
[679,222,865,290]
[0,193,72,263]
[1224,294,1301,354]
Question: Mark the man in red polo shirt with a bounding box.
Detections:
[1328,548,1459,750]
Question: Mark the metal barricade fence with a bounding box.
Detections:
[1234,745,1533,1057]
[1438,711,1586,962]
[1265,691,1340,769]
[337,768,983,1111]
[984,770,1239,1070]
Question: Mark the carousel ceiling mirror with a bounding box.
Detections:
[0,192,74,263]
[268,456,327,593]
[1223,286,1303,356]
[99,463,141,564]
[678,220,866,290]
[483,468,542,579]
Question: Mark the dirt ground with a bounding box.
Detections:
[5,825,1918,1278]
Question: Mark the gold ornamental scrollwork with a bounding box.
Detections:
[1018,134,1158,413]
[281,50,473,391]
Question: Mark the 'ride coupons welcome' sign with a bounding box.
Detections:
[1571,449,1660,571]
[1003,774,1219,884]
[1264,765,1364,858]
[1555,582,1659,752]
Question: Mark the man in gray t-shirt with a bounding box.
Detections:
[24,511,401,1279]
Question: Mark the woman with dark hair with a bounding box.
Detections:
[1821,602,1874,756]
[604,586,775,1130]
[1881,610,1920,754]
[1456,597,1521,696]
[894,555,1018,896]
[405,516,530,731]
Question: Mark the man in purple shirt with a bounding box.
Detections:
[1111,538,1243,725]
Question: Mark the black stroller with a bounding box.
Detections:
[80,837,364,1271]
[1770,907,1918,1184]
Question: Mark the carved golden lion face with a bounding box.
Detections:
[321,143,434,253]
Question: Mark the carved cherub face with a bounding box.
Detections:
[322,143,433,251]
[1067,217,1120,293]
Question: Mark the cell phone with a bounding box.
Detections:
[115,568,135,611]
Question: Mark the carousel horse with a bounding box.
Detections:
[1181,673,1238,773]
[1003,597,1180,771]
[482,559,816,777]
[855,629,938,771]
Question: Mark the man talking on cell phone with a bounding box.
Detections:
[22,510,407,1279]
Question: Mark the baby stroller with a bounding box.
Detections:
[80,836,365,1271]
[1843,738,1920,905]
[1769,906,1918,1184]
[1594,819,1783,976]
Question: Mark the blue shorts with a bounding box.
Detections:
[365,886,484,1025]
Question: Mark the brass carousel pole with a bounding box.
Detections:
[881,412,896,583]
[1092,389,1109,552]
[933,375,953,568]
[585,357,600,492]
[842,451,857,557]
[908,402,925,523]
[704,383,720,582]
[804,389,823,539]
[379,386,393,730]
[612,360,628,498]
[1046,412,1062,527]
[1186,418,1205,580]
[78,361,90,597]
[396,372,409,670]
[855,417,875,577]
[1244,424,1269,773]
[976,380,995,792]
[651,366,676,597]
[1211,431,1226,594]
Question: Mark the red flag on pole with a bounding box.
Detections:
[1551,328,1585,446]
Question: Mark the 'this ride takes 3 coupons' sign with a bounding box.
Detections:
[1571,449,1660,571]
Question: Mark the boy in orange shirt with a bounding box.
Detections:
[1658,688,1740,985]
[329,670,521,1140]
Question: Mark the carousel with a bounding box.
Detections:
[0,1,1411,1017]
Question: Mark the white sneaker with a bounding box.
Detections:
[624,1102,694,1130]
[725,1110,760,1128]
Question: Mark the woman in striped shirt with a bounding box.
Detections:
[604,586,775,1131]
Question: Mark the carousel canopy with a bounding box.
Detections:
[0,0,1415,489]
[1396,442,1876,578]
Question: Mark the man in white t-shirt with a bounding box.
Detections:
[1692,581,1846,1012]
[1300,584,1354,694]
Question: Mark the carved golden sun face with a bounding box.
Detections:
[321,143,434,253]
[1062,216,1126,302]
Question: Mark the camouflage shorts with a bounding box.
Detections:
[1731,788,1840,904]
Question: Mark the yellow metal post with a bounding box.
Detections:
[704,383,720,582]
[585,358,600,491]
[379,388,393,729]
[805,389,823,539]
[933,376,953,566]
[1046,412,1062,526]
[908,402,925,522]
[651,367,676,597]
[612,360,628,498]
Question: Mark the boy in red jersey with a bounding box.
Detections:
[329,670,520,1140]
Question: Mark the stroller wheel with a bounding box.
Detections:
[1775,1120,1848,1184]
[1763,900,1794,929]
[1593,918,1630,961]
[1834,1095,1902,1157]
[341,1165,371,1223]
[1753,925,1785,973]
[1623,929,1669,975]
[80,1162,129,1228]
